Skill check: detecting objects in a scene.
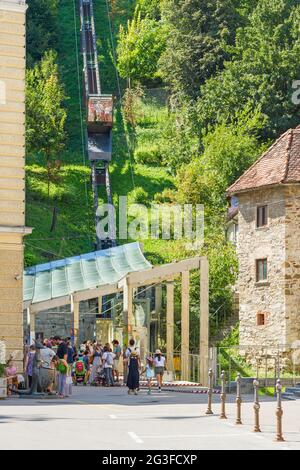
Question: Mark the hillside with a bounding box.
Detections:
[25,0,175,267]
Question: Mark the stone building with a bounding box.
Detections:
[0,0,30,370]
[227,125,300,350]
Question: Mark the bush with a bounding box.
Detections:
[128,187,149,205]
[134,144,162,165]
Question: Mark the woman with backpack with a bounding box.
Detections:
[126,350,140,395]
[102,345,115,387]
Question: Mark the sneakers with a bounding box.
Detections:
[134,390,138,395]
[158,387,161,393]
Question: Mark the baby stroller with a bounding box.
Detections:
[91,366,106,387]
[72,357,87,385]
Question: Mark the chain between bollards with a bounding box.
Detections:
[275,379,285,442]
[235,373,242,425]
[205,368,214,415]
[220,370,227,419]
[253,379,261,432]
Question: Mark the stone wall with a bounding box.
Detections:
[0,1,28,370]
[237,187,287,348]
[284,185,300,345]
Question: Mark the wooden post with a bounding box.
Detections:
[200,257,209,387]
[123,278,134,346]
[181,271,190,381]
[166,281,174,374]
[155,284,163,346]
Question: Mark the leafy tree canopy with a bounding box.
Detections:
[26,50,67,162]
[26,0,58,67]
[117,7,167,84]
[159,0,243,100]
[197,0,300,137]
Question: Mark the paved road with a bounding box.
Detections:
[0,387,299,450]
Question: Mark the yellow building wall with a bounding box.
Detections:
[0,0,28,371]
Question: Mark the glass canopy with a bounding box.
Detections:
[24,242,151,305]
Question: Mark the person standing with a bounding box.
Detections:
[102,345,115,386]
[112,339,121,383]
[154,349,166,392]
[52,356,68,398]
[25,345,35,388]
[126,350,140,395]
[144,356,154,395]
[54,336,68,397]
[89,344,102,384]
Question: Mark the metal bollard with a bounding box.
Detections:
[220,370,227,419]
[275,379,285,442]
[253,379,261,432]
[205,368,214,415]
[235,373,242,425]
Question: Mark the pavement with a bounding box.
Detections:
[0,386,299,450]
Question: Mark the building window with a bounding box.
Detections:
[256,258,268,282]
[256,205,268,228]
[257,312,266,326]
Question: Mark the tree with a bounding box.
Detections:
[26,0,58,67]
[159,0,242,100]
[175,109,266,209]
[137,0,162,19]
[197,0,300,137]
[26,50,67,194]
[117,7,167,85]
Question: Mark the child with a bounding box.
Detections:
[144,356,154,395]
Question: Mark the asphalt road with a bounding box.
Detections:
[0,387,299,450]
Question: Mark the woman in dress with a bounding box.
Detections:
[126,350,140,395]
[89,343,102,384]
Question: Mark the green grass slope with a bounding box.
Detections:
[25,0,175,267]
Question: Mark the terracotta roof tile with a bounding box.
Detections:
[227,125,300,195]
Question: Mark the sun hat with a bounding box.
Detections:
[155,349,162,355]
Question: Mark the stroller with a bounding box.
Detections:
[72,356,87,385]
[90,365,106,387]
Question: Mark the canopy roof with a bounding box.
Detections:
[24,242,151,305]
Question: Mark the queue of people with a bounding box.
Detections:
[22,336,166,398]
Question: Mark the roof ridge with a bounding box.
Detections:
[227,128,292,193]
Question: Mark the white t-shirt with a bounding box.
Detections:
[40,348,55,369]
[154,356,165,368]
[102,352,116,368]
[125,347,140,359]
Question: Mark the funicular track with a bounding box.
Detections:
[79,0,116,250]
